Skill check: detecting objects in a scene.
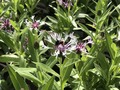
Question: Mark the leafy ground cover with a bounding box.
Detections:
[0,0,120,90]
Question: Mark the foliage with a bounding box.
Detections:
[0,0,120,90]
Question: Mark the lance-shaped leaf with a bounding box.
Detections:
[0,54,20,62]
[42,76,54,90]
[28,30,36,61]
[105,31,117,59]
[0,31,16,51]
[10,20,20,31]
[33,62,59,77]
[12,66,42,85]
[7,65,29,90]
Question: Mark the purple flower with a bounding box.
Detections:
[47,32,77,56]
[25,16,40,30]
[57,0,72,8]
[55,40,71,56]
[0,19,10,29]
[76,36,93,54]
[25,16,45,31]
[56,43,65,52]
[57,0,63,5]
[32,21,39,29]
[0,18,13,32]
[76,42,87,53]
[2,19,10,29]
[63,1,69,8]
[83,36,94,44]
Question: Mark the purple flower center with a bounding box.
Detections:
[55,40,69,53]
[57,44,65,52]
[32,21,39,29]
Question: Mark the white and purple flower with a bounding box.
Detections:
[47,32,77,56]
[76,42,87,53]
[83,36,94,44]
[25,16,45,31]
[57,0,72,8]
[46,31,93,56]
[75,36,93,54]
[0,18,13,32]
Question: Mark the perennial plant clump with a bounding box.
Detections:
[0,0,120,90]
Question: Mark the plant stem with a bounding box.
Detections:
[59,58,64,90]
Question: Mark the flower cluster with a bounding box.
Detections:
[47,31,93,56]
[0,16,93,57]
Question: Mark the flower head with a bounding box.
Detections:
[76,36,93,54]
[57,0,72,8]
[25,16,45,30]
[0,18,13,32]
[76,42,87,53]
[57,0,63,5]
[47,32,77,56]
[2,19,10,28]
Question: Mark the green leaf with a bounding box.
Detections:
[7,65,20,90]
[34,62,59,77]
[75,61,84,73]
[42,76,54,90]
[110,87,119,90]
[114,55,120,65]
[28,0,32,6]
[86,15,95,23]
[60,53,75,88]
[10,20,20,31]
[61,64,73,86]
[39,48,49,55]
[88,7,96,15]
[96,5,113,29]
[14,66,42,85]
[20,28,28,35]
[105,31,115,59]
[41,72,60,90]
[12,66,37,73]
[78,13,88,18]
[76,23,93,37]
[94,63,108,81]
[0,54,20,62]
[18,4,24,14]
[0,3,10,16]
[63,53,80,68]
[19,72,41,84]
[7,65,29,90]
[47,16,58,24]
[113,76,120,79]
[80,58,94,76]
[14,0,18,12]
[111,43,118,57]
[97,53,109,71]
[28,30,36,61]
[69,16,77,28]
[46,56,58,68]
[0,31,16,51]
[18,12,27,27]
